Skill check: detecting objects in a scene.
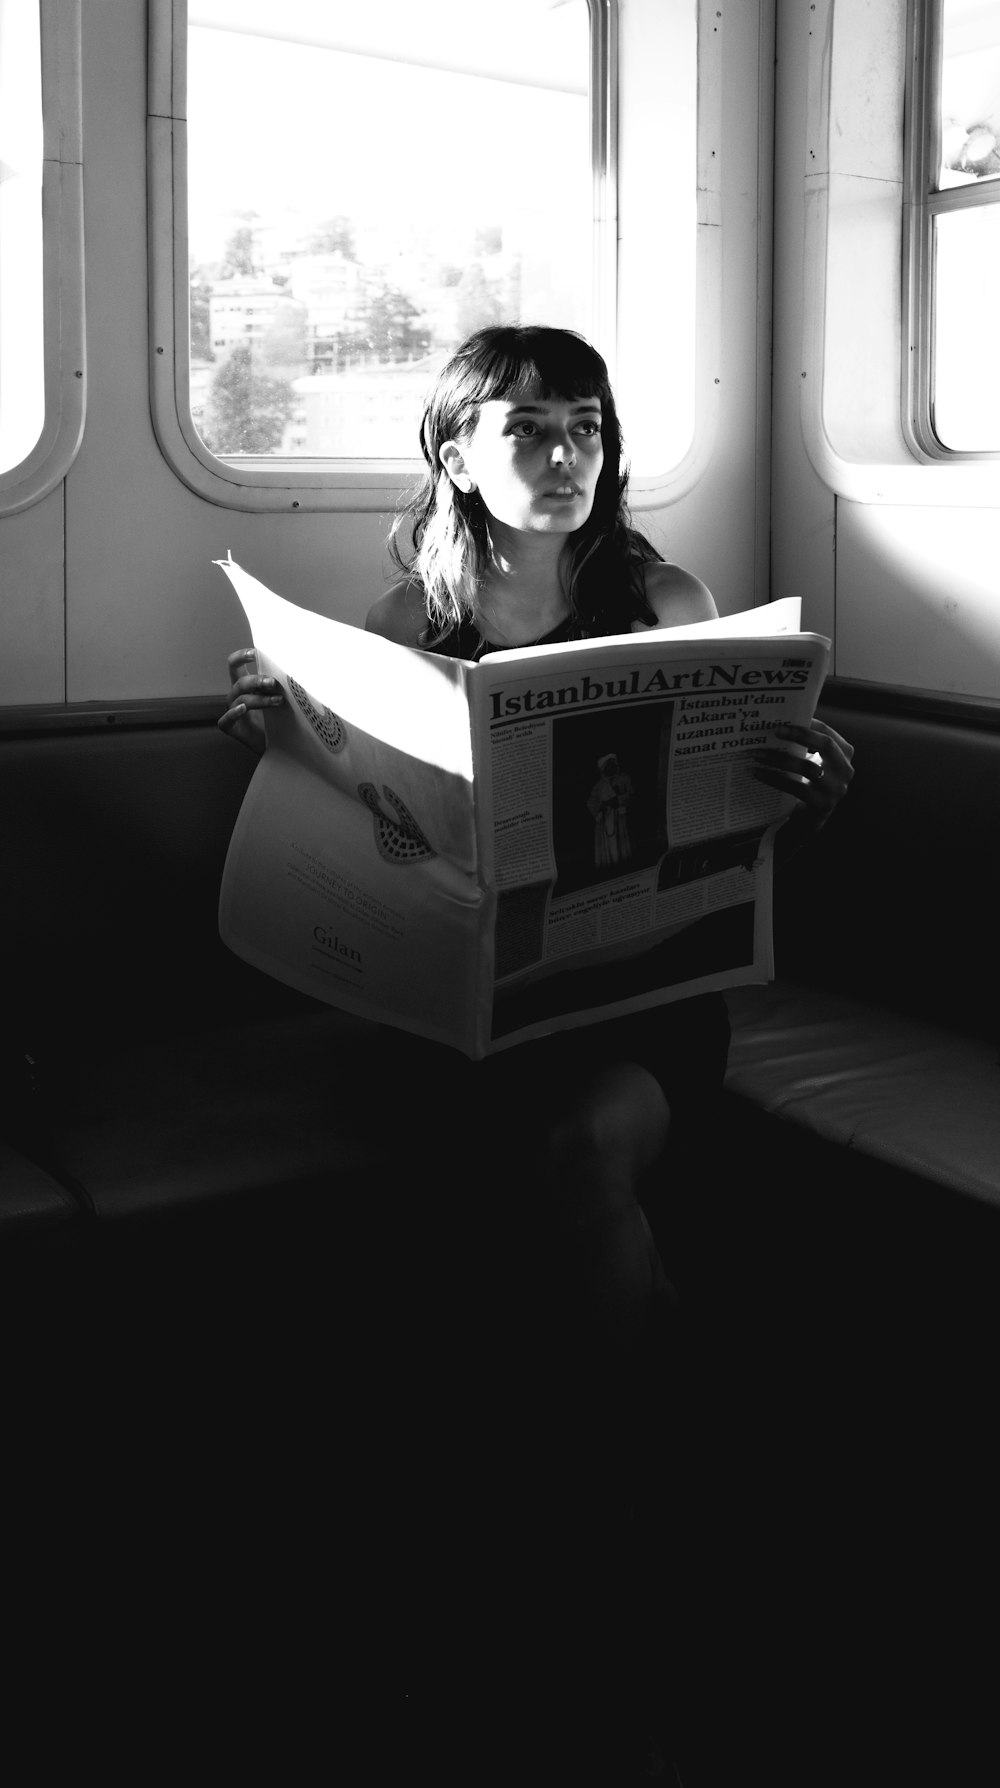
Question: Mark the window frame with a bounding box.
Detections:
[148,0,620,512]
[903,0,1000,462]
[0,0,85,517]
[793,0,1000,507]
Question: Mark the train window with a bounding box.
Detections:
[906,0,1000,455]
[0,1,84,514]
[149,0,698,510]
[0,3,43,476]
[188,0,592,463]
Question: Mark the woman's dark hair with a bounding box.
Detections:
[389,325,661,640]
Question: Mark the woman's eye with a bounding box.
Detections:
[506,417,600,439]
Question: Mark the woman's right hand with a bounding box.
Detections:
[218,647,284,755]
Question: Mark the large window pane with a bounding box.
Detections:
[187,0,592,461]
[927,1,1000,450]
[933,204,1000,447]
[938,0,1000,188]
[0,0,44,475]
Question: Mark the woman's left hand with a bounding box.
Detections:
[752,718,855,832]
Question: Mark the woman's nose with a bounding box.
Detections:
[550,436,576,465]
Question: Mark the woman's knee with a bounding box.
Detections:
[542,1063,671,1216]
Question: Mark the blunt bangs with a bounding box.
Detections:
[430,326,615,449]
[469,335,610,409]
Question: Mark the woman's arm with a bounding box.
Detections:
[640,562,719,629]
[753,718,856,858]
[365,578,428,646]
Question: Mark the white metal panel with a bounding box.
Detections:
[836,497,1000,701]
[635,0,775,618]
[0,486,65,704]
[770,0,836,646]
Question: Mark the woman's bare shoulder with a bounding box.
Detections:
[641,561,718,628]
[365,577,428,647]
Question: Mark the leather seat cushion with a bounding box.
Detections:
[726,982,1000,1207]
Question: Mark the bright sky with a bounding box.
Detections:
[187,1,589,267]
[189,0,587,91]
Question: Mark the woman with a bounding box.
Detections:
[221,324,852,1361]
[220,327,853,1758]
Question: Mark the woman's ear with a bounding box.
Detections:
[439,440,477,493]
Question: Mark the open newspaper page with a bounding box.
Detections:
[470,603,830,1052]
[216,558,829,1058]
[216,558,489,1053]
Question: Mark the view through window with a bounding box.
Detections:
[931,0,1000,449]
[187,0,593,462]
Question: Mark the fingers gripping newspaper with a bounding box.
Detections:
[216,557,830,1058]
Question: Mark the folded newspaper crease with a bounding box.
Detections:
[216,555,830,1058]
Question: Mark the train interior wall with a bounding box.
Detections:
[2,6,999,1779]
[8,0,777,706]
[6,1,999,709]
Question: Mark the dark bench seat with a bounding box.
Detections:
[3,688,998,1234]
[725,979,1000,1206]
[717,690,1000,1201]
[0,1137,84,1233]
[3,688,998,1778]
[41,1008,385,1222]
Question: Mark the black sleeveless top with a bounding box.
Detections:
[423,612,584,662]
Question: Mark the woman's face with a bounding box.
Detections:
[440,390,605,535]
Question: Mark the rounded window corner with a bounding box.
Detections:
[0,3,85,518]
[802,370,1000,507]
[149,347,419,513]
[627,387,720,513]
[0,395,86,517]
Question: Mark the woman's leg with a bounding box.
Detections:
[541,1059,673,1364]
[527,1064,688,1755]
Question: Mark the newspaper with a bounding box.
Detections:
[216,556,830,1058]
